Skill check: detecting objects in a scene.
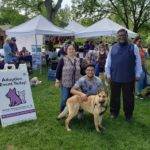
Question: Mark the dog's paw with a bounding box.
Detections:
[96,129,100,133]
[100,126,106,130]
[100,129,105,134]
[67,128,71,131]
[98,124,105,129]
[99,126,106,134]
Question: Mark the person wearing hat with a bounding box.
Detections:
[9,37,19,65]
[9,37,18,53]
[3,38,16,64]
[105,29,142,122]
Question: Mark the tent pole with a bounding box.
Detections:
[34,34,42,74]
[35,34,38,49]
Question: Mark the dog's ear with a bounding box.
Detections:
[104,90,109,97]
[97,89,102,95]
[101,86,109,96]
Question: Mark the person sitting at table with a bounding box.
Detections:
[20,47,30,56]
[3,38,18,65]
[19,47,32,68]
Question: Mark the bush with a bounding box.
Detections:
[146,36,150,48]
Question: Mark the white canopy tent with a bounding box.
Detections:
[64,20,86,33]
[6,15,73,37]
[6,15,74,52]
[75,18,137,38]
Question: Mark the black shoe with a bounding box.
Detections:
[125,117,132,123]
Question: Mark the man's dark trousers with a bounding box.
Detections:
[110,81,135,119]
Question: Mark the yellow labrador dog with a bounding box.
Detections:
[57,90,108,132]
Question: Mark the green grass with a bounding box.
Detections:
[146,58,150,73]
[0,67,150,150]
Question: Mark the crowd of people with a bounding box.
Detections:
[55,29,149,122]
[1,29,149,122]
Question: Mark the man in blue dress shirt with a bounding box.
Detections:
[105,29,142,122]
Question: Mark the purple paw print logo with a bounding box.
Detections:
[6,88,26,107]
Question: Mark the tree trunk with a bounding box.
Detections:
[133,24,139,32]
[44,0,63,22]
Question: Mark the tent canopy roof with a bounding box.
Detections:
[64,20,86,33]
[76,18,137,38]
[6,15,73,36]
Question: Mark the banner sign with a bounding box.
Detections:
[32,52,42,70]
[31,45,41,53]
[0,64,37,127]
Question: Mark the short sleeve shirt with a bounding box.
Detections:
[73,75,103,96]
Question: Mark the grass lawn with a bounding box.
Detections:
[0,67,150,150]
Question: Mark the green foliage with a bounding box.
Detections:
[71,0,150,32]
[0,7,28,26]
[75,38,86,46]
[137,23,150,47]
[146,36,150,47]
[1,0,64,22]
[72,0,109,25]
[80,18,94,26]
[0,67,150,149]
[1,0,44,15]
[53,6,72,27]
[0,0,43,26]
[108,0,150,32]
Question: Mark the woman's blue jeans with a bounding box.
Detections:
[60,86,71,112]
[136,71,147,94]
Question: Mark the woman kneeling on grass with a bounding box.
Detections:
[55,43,81,112]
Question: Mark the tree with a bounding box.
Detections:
[146,35,150,47]
[1,0,64,22]
[71,0,109,26]
[71,0,150,32]
[44,0,63,21]
[0,7,28,26]
[108,0,150,32]
[54,6,72,27]
[1,0,41,16]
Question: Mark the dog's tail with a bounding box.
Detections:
[57,106,68,119]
